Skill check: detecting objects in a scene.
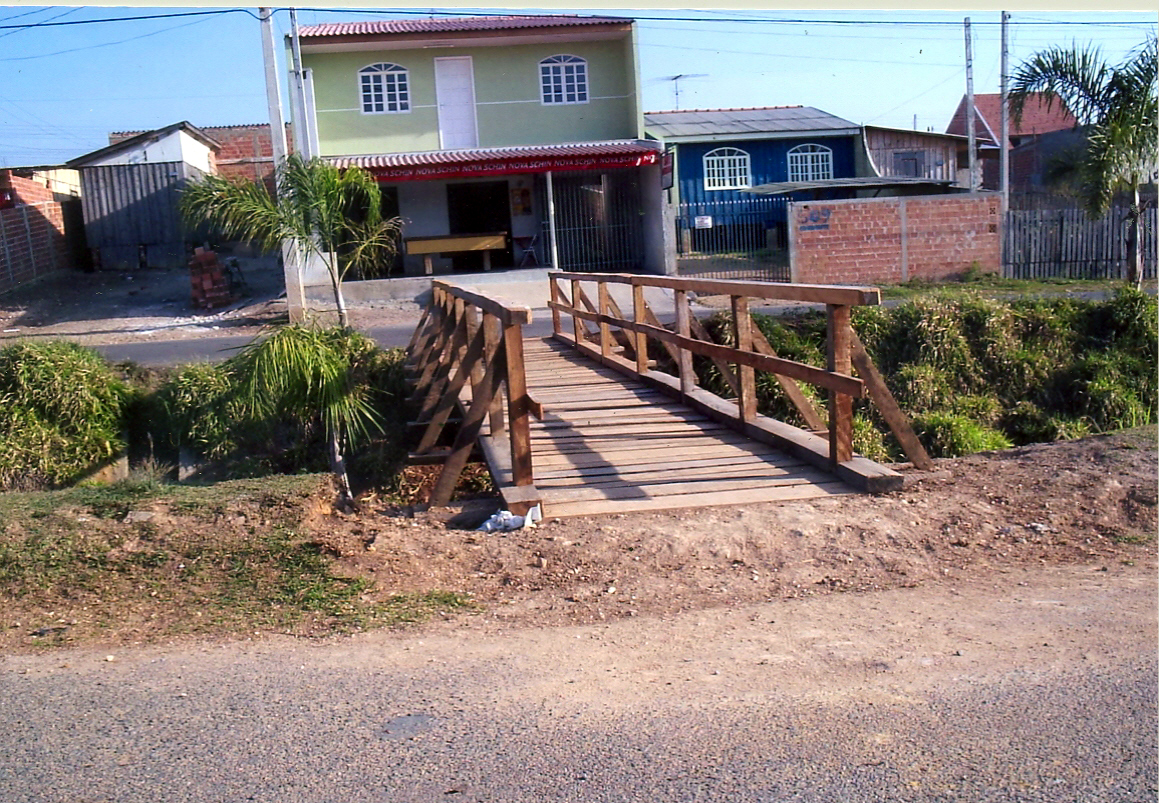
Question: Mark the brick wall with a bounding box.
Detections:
[788,193,1002,285]
[0,172,72,295]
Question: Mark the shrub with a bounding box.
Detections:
[912,412,1013,458]
[153,325,409,483]
[0,341,130,490]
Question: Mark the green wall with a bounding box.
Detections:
[305,38,639,155]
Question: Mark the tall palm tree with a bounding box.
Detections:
[181,154,402,326]
[1010,38,1157,286]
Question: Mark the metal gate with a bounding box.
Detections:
[676,196,790,281]
[541,169,644,273]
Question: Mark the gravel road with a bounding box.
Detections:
[2,563,1154,803]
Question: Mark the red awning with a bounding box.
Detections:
[329,141,661,182]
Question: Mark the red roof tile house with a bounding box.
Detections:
[292,14,670,278]
[946,92,1078,191]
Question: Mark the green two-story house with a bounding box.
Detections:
[295,14,669,276]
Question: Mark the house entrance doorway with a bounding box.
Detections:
[447,180,513,271]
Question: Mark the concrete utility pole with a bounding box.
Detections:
[1000,10,1011,210]
[259,7,305,320]
[288,8,312,159]
[964,18,977,192]
[259,7,288,167]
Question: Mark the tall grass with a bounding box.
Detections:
[0,341,130,489]
[700,287,1157,459]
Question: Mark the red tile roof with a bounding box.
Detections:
[330,140,659,169]
[299,15,630,38]
[946,92,1077,144]
[329,141,661,181]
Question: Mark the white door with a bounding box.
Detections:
[434,56,478,150]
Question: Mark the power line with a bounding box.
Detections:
[0,8,261,32]
[0,16,218,62]
[0,7,1152,32]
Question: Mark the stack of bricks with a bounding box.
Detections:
[189,247,234,310]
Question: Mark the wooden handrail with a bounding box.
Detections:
[546,271,931,482]
[407,282,540,513]
[549,270,882,307]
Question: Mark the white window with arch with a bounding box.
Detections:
[788,143,833,182]
[359,63,410,114]
[540,55,588,105]
[703,147,751,191]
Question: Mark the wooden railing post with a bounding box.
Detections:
[549,276,562,336]
[598,280,612,358]
[826,303,854,465]
[503,321,534,487]
[674,288,694,396]
[732,295,757,423]
[571,278,584,345]
[632,281,648,374]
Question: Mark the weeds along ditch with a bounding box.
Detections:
[0,289,1154,493]
[696,286,1156,461]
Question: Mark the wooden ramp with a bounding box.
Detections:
[513,337,855,517]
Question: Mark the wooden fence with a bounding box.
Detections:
[1004,206,1158,280]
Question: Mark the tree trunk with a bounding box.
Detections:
[1125,185,1142,289]
[328,426,353,507]
[326,251,349,328]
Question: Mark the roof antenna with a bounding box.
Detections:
[661,74,708,110]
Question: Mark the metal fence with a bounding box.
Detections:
[1004,205,1158,280]
[675,197,790,281]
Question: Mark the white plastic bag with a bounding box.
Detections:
[477,504,543,532]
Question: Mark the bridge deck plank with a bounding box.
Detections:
[475,337,858,517]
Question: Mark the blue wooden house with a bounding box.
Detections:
[644,106,865,263]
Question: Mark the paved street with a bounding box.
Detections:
[2,565,1154,803]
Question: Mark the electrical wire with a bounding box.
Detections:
[0,16,217,62]
[0,8,261,32]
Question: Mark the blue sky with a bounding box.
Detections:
[0,5,1154,168]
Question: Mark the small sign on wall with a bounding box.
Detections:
[694,215,713,229]
[797,207,831,231]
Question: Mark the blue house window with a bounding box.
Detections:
[540,55,588,105]
[360,63,410,114]
[788,143,833,182]
[703,147,751,191]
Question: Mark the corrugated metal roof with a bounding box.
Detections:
[643,107,858,139]
[745,176,955,195]
[328,140,659,169]
[299,15,630,39]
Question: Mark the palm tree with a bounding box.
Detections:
[181,154,402,326]
[1010,38,1157,286]
[226,323,384,505]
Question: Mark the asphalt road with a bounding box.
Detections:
[2,565,1154,803]
[93,319,563,366]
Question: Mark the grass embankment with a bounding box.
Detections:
[0,474,474,648]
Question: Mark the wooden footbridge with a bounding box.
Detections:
[405,272,931,518]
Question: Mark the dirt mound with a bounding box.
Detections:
[2,429,1153,651]
[321,427,1156,629]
